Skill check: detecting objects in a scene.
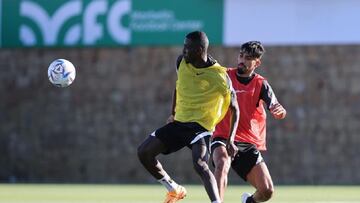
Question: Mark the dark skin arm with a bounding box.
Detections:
[226,89,240,158]
[167,55,182,123]
[167,89,176,123]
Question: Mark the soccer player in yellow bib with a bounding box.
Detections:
[137,31,240,203]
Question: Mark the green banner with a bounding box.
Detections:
[1,0,223,47]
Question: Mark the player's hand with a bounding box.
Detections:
[270,103,286,119]
[166,115,175,123]
[226,141,238,159]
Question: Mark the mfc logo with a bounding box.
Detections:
[20,0,131,46]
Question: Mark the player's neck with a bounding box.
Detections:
[193,55,209,68]
[238,71,255,78]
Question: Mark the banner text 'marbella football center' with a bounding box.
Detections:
[1,0,359,47]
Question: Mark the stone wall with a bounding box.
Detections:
[1,45,359,184]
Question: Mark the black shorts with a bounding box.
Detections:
[151,121,211,154]
[211,137,264,181]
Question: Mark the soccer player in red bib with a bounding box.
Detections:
[211,41,287,203]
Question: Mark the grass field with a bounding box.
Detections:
[0,184,359,203]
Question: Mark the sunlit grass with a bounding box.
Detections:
[0,184,359,203]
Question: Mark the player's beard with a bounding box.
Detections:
[237,63,248,74]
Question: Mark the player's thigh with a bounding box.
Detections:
[246,162,274,190]
[152,122,192,154]
[191,136,211,163]
[138,136,167,156]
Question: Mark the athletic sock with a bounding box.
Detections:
[246,195,257,203]
[157,174,179,192]
[211,201,221,203]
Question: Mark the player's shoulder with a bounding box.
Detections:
[224,67,237,80]
[226,67,237,73]
[253,73,271,89]
[254,72,267,81]
[176,55,184,70]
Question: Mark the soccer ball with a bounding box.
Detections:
[48,59,76,87]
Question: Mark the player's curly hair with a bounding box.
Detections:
[240,41,265,59]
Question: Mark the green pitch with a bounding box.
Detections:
[0,184,359,203]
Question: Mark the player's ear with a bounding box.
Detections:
[197,46,204,55]
[255,59,261,68]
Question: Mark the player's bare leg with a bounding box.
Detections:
[246,162,274,202]
[192,141,221,202]
[213,145,231,202]
[137,136,168,179]
[137,136,186,203]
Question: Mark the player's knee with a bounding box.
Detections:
[259,186,274,201]
[214,157,230,175]
[213,147,230,174]
[137,144,150,161]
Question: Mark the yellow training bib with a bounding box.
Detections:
[174,58,231,131]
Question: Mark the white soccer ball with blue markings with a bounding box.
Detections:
[48,59,76,87]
